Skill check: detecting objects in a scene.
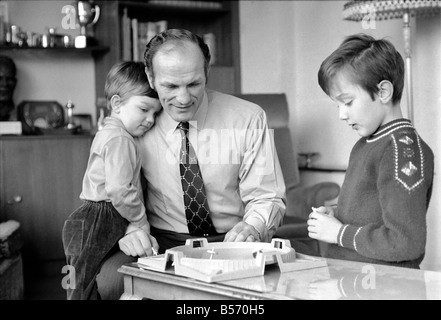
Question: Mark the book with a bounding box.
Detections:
[137,21,150,62]
[155,20,168,34]
[131,18,139,61]
[121,8,131,61]
[136,20,168,62]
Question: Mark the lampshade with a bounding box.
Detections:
[342,0,441,123]
[343,0,441,21]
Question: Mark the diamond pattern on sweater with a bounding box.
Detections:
[401,161,418,177]
[393,131,425,192]
[399,135,414,145]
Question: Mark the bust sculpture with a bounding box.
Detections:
[0,55,17,121]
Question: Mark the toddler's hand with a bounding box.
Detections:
[118,228,159,257]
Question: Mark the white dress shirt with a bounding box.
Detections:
[136,89,286,240]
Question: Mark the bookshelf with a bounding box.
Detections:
[94,0,241,119]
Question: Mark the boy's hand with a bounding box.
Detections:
[118,228,159,257]
[307,206,342,244]
[311,205,336,217]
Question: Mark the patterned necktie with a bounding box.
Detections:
[178,122,216,236]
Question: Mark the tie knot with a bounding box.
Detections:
[178,122,189,131]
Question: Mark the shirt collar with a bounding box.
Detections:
[371,118,412,136]
[103,116,126,130]
[366,118,413,143]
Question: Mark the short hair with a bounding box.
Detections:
[0,55,16,76]
[104,61,158,110]
[318,33,404,104]
[144,29,211,82]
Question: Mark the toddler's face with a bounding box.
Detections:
[118,95,162,137]
[328,72,387,137]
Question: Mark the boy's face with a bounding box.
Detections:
[329,71,388,137]
[117,95,162,137]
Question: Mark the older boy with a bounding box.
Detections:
[311,34,434,269]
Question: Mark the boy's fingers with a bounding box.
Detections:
[316,206,328,213]
[309,212,321,219]
[133,238,147,257]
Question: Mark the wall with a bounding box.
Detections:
[413,15,441,271]
[1,0,96,122]
[240,1,441,271]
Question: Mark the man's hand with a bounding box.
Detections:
[223,221,261,242]
[118,228,159,257]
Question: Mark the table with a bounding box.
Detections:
[118,257,441,300]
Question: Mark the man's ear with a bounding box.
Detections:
[377,80,394,103]
[110,94,121,113]
[145,67,155,89]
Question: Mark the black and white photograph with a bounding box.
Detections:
[0,0,440,306]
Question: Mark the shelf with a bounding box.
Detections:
[0,45,109,54]
[119,1,229,17]
[93,0,240,118]
[0,133,93,140]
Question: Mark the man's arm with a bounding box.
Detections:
[225,110,286,242]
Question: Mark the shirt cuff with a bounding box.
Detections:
[244,216,267,242]
[126,215,150,234]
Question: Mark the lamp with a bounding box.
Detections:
[342,0,441,123]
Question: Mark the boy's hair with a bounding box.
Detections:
[318,33,404,105]
[104,61,158,110]
[144,28,211,83]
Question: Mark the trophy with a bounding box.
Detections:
[74,0,100,48]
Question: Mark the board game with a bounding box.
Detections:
[137,238,327,283]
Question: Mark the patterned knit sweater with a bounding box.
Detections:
[322,119,434,269]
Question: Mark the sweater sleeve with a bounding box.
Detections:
[337,130,434,262]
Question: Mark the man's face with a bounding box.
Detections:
[0,63,17,102]
[147,41,207,123]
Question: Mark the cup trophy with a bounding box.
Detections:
[74,0,100,48]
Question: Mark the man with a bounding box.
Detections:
[96,29,286,299]
[0,55,17,121]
